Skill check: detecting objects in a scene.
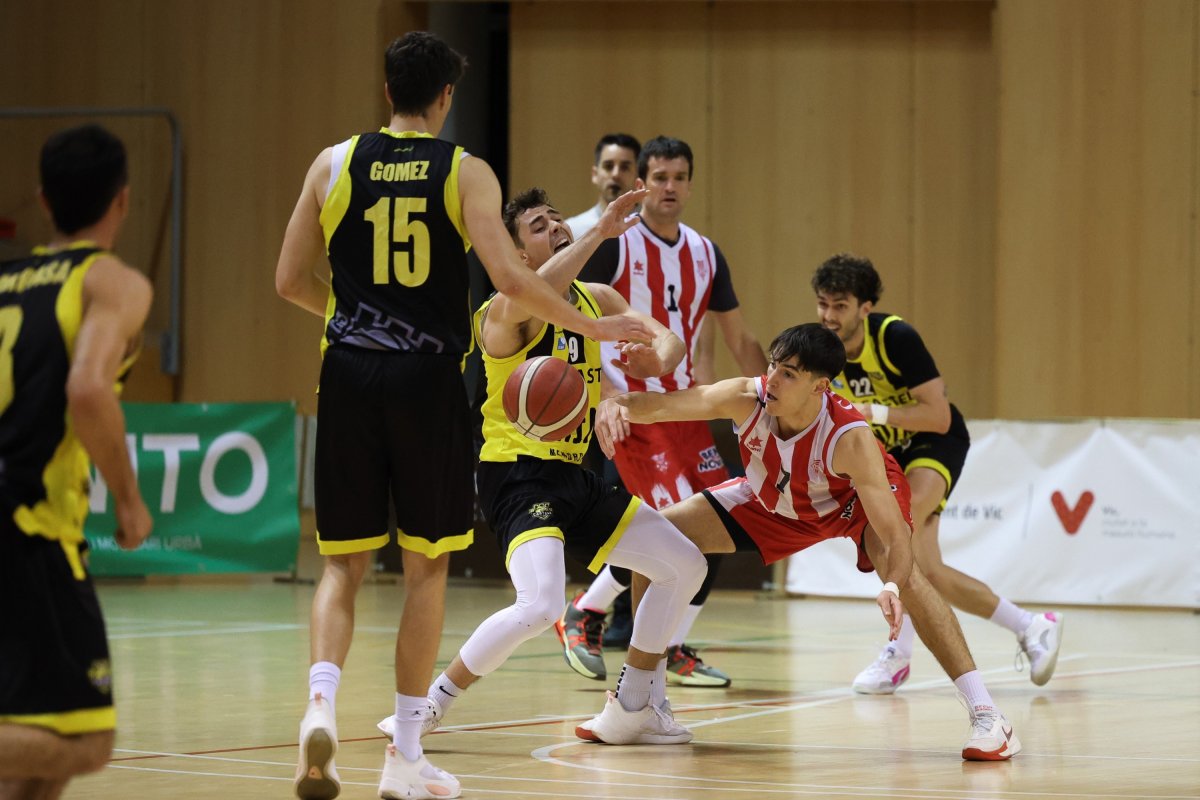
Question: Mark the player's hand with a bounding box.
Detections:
[876,589,904,640]
[595,398,632,458]
[114,496,153,551]
[610,341,665,380]
[588,314,653,344]
[593,182,647,239]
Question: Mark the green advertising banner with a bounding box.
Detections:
[84,402,300,576]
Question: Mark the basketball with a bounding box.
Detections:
[503,355,588,441]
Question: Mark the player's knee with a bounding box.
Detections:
[71,731,114,775]
[676,542,707,596]
[516,592,561,631]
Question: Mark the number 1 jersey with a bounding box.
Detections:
[319,129,472,356]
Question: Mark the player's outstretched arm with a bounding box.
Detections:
[486,185,646,328]
[854,376,951,434]
[68,257,154,551]
[594,377,758,458]
[833,427,914,636]
[587,284,683,379]
[459,157,652,343]
[275,149,333,317]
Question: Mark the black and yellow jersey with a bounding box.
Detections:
[830,312,964,450]
[319,129,472,356]
[476,282,603,465]
[0,243,135,544]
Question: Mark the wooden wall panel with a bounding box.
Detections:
[708,2,918,378]
[1193,3,1200,419]
[509,2,714,226]
[911,2,997,418]
[994,0,1197,418]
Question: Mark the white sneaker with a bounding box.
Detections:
[377,701,443,739]
[378,744,460,799]
[1017,612,1064,686]
[852,645,911,695]
[961,704,1022,761]
[575,691,693,745]
[295,694,340,800]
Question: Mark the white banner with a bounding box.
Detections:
[786,419,1200,608]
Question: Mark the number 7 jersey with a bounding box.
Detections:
[319,129,472,356]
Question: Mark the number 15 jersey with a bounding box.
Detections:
[319,129,472,356]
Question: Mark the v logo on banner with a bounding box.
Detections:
[1051,490,1094,534]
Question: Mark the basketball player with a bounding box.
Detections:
[565,133,641,238]
[274,32,653,800]
[377,185,711,748]
[558,136,766,687]
[0,124,154,799]
[591,323,1023,761]
[812,254,1064,694]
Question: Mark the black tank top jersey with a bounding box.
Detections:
[831,312,964,450]
[0,244,131,542]
[319,130,472,356]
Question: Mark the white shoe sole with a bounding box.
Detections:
[1030,615,1064,686]
[296,727,340,800]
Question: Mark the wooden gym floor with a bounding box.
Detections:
[69,562,1199,799]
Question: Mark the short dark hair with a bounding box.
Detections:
[384,31,467,116]
[594,133,641,164]
[637,136,693,180]
[39,124,128,236]
[811,253,883,305]
[768,323,846,380]
[502,187,552,247]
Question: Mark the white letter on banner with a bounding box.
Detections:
[200,432,268,514]
[142,434,201,513]
[89,433,139,513]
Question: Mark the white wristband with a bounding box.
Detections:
[869,403,890,426]
[881,581,900,598]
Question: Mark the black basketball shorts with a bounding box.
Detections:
[0,528,115,734]
[475,456,641,574]
[890,404,971,507]
[315,346,474,557]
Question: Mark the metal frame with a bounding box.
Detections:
[0,106,183,375]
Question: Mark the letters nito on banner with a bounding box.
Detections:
[786,419,1200,609]
[84,403,300,576]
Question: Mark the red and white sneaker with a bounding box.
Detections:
[378,744,460,799]
[295,694,340,800]
[575,691,693,745]
[852,645,911,695]
[962,704,1022,761]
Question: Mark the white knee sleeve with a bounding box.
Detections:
[459,537,566,677]
[607,504,706,654]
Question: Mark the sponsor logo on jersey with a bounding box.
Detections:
[633,259,645,275]
[697,445,723,473]
[528,501,553,521]
[556,335,567,350]
[88,659,113,695]
[745,435,764,453]
[652,452,670,473]
[811,459,824,474]
[840,497,857,520]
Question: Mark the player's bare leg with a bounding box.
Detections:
[0,726,112,786]
[864,528,1021,760]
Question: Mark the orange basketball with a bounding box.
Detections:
[502,355,588,442]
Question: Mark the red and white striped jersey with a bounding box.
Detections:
[736,379,871,521]
[601,220,721,394]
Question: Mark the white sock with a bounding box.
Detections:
[615,663,653,712]
[578,565,628,612]
[309,661,341,714]
[393,693,428,761]
[428,671,464,715]
[953,670,995,710]
[891,615,916,658]
[650,658,668,708]
[668,604,703,648]
[990,598,1035,635]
